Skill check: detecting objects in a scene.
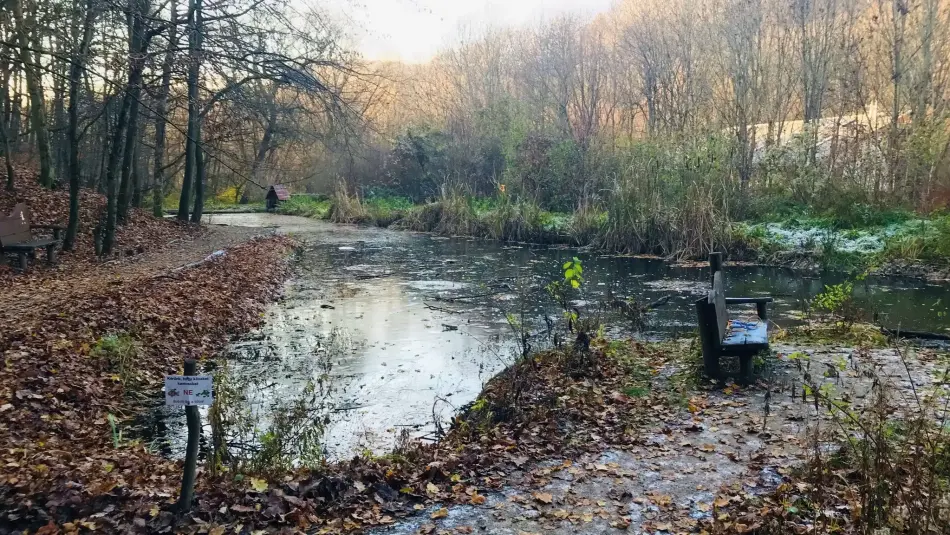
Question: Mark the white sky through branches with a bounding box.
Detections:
[322,0,616,63]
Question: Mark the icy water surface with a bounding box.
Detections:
[141,213,950,460]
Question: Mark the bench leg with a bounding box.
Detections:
[704,351,721,379]
[46,243,57,265]
[696,300,721,379]
[739,355,753,385]
[17,252,27,271]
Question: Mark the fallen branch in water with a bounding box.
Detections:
[424,302,462,314]
[432,289,507,302]
[644,294,674,310]
[355,273,392,280]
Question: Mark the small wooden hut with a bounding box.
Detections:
[265,185,290,211]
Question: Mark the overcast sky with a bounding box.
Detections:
[322,0,617,63]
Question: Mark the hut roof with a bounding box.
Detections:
[269,185,290,201]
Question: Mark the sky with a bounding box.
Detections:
[322,0,617,63]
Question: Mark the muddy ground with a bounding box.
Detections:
[371,343,948,535]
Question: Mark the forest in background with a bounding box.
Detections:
[0,0,363,256]
[2,0,950,259]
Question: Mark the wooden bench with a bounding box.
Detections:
[695,270,773,383]
[0,204,63,270]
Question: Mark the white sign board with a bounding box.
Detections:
[164,375,213,406]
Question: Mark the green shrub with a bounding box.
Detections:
[364,196,413,227]
[91,333,138,385]
[881,215,950,264]
[278,196,331,218]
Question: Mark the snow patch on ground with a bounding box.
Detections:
[743,220,928,255]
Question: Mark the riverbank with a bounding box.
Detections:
[274,193,950,282]
[0,209,296,532]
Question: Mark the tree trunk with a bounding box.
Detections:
[0,33,16,191]
[177,0,201,221]
[64,0,96,251]
[131,136,142,208]
[887,0,906,201]
[10,0,54,188]
[190,122,205,222]
[102,87,134,256]
[249,102,278,186]
[152,0,178,218]
[117,0,149,222]
[117,85,142,221]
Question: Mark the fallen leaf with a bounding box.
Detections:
[533,492,553,504]
[430,507,449,519]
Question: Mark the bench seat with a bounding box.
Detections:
[722,319,768,348]
[3,238,58,251]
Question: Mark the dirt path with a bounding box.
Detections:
[373,343,948,535]
[0,224,270,331]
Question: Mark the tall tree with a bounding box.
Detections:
[117,0,154,222]
[176,0,201,221]
[150,0,179,217]
[64,0,97,251]
[10,0,54,187]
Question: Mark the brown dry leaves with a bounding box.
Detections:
[0,222,295,533]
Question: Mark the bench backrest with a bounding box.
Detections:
[708,271,729,341]
[0,204,32,247]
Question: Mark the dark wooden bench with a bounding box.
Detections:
[0,204,63,270]
[695,269,773,383]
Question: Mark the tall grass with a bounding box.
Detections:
[881,215,950,264]
[596,138,736,258]
[327,184,370,224]
[432,187,482,235]
[599,178,732,258]
[569,203,605,246]
[480,198,565,242]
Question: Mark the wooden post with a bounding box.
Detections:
[708,252,723,284]
[756,301,768,321]
[178,359,200,511]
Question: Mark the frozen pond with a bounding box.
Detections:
[139,213,950,461]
